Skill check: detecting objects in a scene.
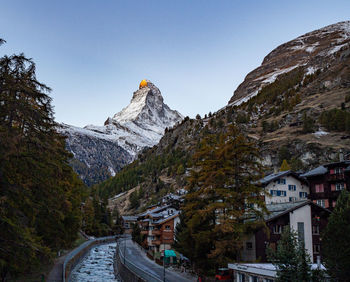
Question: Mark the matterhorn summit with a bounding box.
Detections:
[59,80,183,185]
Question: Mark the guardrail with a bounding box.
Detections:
[63,235,116,282]
[117,238,163,282]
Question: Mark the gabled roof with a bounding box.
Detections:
[259,170,306,186]
[121,215,138,221]
[153,211,180,224]
[300,165,328,178]
[264,200,331,222]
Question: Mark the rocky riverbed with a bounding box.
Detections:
[70,242,120,281]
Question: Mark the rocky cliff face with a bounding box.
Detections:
[229,21,350,106]
[59,81,183,185]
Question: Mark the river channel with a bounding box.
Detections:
[70,242,120,282]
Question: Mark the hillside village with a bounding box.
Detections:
[114,152,350,281]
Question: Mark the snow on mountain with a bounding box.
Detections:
[228,21,350,106]
[59,81,183,185]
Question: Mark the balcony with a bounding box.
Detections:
[152,240,161,245]
[152,229,162,235]
[327,173,345,181]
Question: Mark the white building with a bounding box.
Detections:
[228,263,327,282]
[259,170,310,204]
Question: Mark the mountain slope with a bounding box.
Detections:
[98,21,350,213]
[59,81,183,185]
[229,21,350,106]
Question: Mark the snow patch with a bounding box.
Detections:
[313,129,328,138]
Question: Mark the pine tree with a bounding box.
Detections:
[0,45,85,278]
[322,190,350,281]
[267,227,312,282]
[280,159,291,171]
[176,124,267,273]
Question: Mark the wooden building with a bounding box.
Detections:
[242,200,330,263]
[301,160,350,209]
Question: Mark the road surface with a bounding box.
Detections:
[118,238,195,282]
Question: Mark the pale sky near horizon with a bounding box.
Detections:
[1,1,349,127]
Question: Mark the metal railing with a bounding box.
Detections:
[117,238,163,282]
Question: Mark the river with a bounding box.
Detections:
[70,242,120,282]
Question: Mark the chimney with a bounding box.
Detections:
[339,149,344,162]
[273,166,279,174]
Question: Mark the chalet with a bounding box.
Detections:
[301,160,350,209]
[258,170,310,204]
[137,205,180,252]
[121,215,138,234]
[241,200,330,263]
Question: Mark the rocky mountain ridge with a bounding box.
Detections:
[59,81,183,185]
[229,21,350,106]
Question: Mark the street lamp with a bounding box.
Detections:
[124,236,126,264]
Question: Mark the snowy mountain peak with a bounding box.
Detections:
[112,80,164,123]
[59,80,183,184]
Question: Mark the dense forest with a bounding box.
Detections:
[0,40,86,280]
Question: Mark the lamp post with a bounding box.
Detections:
[163,252,166,282]
[124,236,126,264]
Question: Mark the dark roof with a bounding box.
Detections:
[122,215,138,221]
[154,211,180,224]
[259,170,306,185]
[324,160,350,168]
[300,165,328,178]
[264,200,331,222]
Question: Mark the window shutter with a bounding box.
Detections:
[331,184,336,191]
[325,199,329,208]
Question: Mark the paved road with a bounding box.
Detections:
[119,238,195,282]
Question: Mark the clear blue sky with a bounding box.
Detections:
[1,1,349,127]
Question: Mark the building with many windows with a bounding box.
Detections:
[258,171,310,204]
[301,160,350,209]
[241,200,330,263]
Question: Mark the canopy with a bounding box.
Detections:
[164,250,177,257]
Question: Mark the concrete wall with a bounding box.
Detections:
[289,204,313,262]
[63,236,116,282]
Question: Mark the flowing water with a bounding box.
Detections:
[70,242,120,282]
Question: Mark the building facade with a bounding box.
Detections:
[242,200,330,263]
[259,171,310,204]
[301,160,350,209]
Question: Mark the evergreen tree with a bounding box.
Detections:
[322,190,350,281]
[0,46,85,278]
[267,227,312,282]
[175,125,267,273]
[280,159,291,171]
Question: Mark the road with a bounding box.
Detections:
[118,237,196,282]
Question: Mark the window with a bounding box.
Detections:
[336,183,345,191]
[238,273,245,282]
[273,225,283,234]
[313,244,321,254]
[289,197,297,202]
[299,192,308,198]
[334,167,343,174]
[316,199,325,208]
[315,184,324,193]
[251,276,258,282]
[246,242,253,250]
[272,190,286,197]
[298,222,305,243]
[165,225,171,230]
[288,185,296,191]
[277,178,286,184]
[312,225,320,235]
